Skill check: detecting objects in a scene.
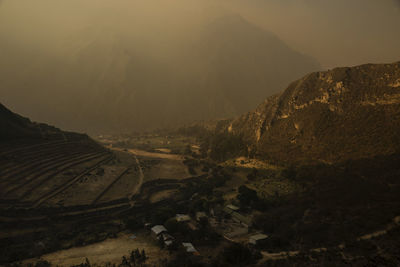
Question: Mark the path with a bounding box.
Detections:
[109,148,144,207]
[129,155,144,202]
[127,148,183,160]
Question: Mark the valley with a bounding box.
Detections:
[0,61,399,266]
[4,130,396,266]
[1,1,400,265]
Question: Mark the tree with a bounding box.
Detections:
[130,251,136,266]
[121,256,130,267]
[141,249,147,264]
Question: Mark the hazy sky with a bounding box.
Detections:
[0,0,399,133]
[0,0,399,68]
[226,0,400,68]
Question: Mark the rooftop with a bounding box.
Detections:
[151,225,167,235]
[249,234,269,241]
[182,242,197,253]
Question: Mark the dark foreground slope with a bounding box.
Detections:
[226,61,400,163]
[0,104,140,264]
[0,102,88,142]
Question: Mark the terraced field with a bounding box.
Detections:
[0,138,142,263]
[0,130,204,264]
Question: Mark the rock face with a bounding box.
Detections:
[228,62,400,163]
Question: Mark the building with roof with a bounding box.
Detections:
[249,233,269,245]
[151,225,167,239]
[182,242,200,255]
[222,206,252,227]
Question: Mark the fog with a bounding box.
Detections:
[0,0,399,133]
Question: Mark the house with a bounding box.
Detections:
[196,212,207,221]
[249,234,269,245]
[222,206,251,227]
[151,225,167,239]
[176,214,191,222]
[182,242,200,255]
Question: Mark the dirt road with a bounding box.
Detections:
[129,154,144,201]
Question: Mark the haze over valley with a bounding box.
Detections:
[1,0,399,133]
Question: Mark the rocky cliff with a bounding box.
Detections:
[228,61,400,163]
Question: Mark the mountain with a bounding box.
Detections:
[0,14,320,133]
[195,15,320,115]
[226,61,400,163]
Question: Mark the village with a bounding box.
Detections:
[92,133,275,265]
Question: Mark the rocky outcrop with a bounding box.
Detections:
[228,61,400,163]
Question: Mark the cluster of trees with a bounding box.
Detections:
[199,131,247,162]
[248,153,400,252]
[121,249,147,267]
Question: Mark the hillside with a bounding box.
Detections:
[223,61,400,163]
[0,103,64,141]
[0,104,140,264]
[0,103,90,142]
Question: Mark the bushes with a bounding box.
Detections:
[250,154,400,251]
[201,132,247,162]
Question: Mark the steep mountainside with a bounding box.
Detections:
[227,61,400,163]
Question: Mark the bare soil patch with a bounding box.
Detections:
[24,231,169,266]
